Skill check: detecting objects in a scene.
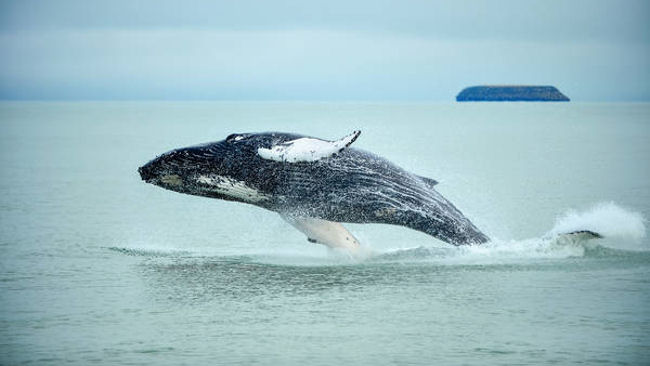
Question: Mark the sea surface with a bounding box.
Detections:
[1,102,649,365]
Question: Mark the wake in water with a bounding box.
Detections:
[111,202,647,265]
[375,202,647,264]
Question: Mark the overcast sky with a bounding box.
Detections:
[1,0,648,101]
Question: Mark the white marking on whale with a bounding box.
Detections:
[257,130,361,163]
[196,175,270,203]
[160,174,182,186]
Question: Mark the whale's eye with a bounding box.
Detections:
[226,133,246,143]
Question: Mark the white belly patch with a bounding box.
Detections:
[196,175,270,203]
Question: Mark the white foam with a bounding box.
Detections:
[547,202,646,241]
[372,202,648,264]
[373,236,587,265]
[115,202,647,265]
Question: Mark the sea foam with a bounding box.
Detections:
[111,202,647,265]
[547,202,646,242]
[373,202,648,264]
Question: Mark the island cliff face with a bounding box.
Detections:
[456,85,570,102]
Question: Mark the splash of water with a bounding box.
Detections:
[112,202,647,265]
[546,202,646,241]
[374,202,648,264]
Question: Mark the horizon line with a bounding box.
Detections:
[1,98,649,103]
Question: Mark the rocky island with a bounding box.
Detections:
[456,85,570,102]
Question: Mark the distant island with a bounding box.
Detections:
[456,85,570,102]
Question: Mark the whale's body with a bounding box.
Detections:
[139,131,489,250]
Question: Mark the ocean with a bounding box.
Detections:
[1,101,648,365]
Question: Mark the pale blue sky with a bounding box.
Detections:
[1,0,648,101]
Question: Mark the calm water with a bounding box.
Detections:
[1,102,649,365]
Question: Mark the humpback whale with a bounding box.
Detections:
[138,131,489,251]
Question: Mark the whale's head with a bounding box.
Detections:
[138,132,299,203]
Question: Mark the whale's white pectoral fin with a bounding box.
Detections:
[280,215,361,251]
[258,130,361,163]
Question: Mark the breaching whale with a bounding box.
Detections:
[138,131,491,251]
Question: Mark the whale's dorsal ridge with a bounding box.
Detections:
[257,130,361,163]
